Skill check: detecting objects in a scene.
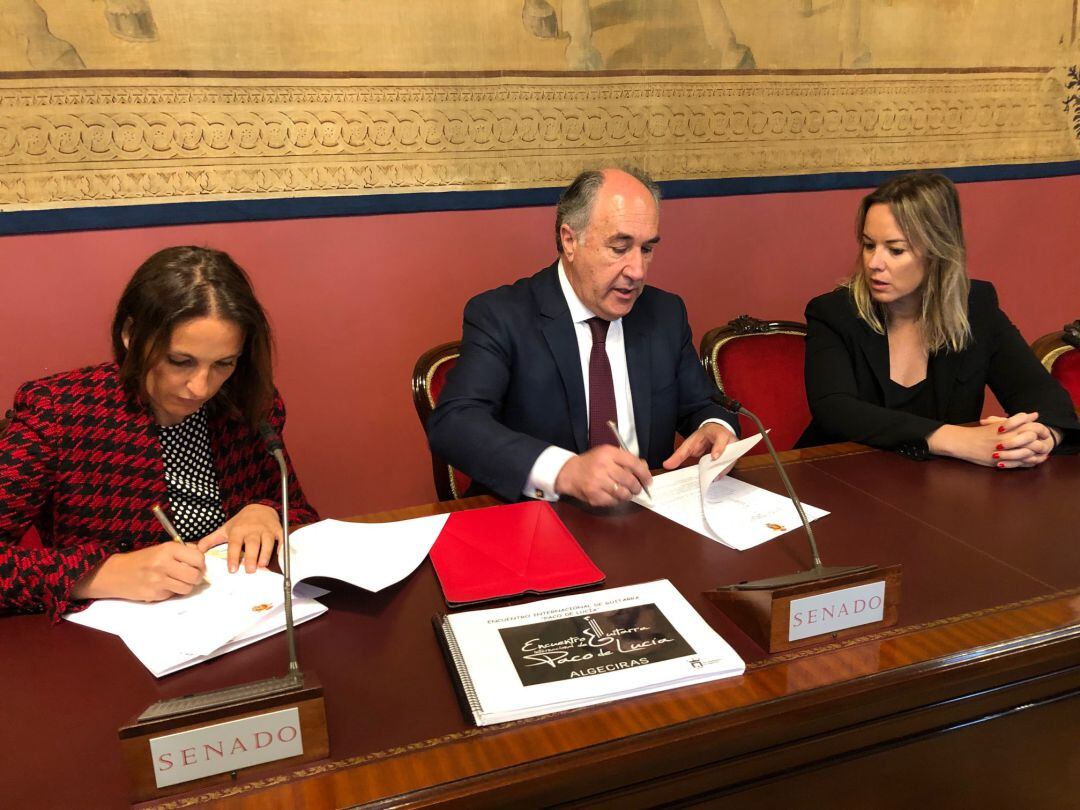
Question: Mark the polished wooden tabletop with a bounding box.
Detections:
[2,443,1077,809]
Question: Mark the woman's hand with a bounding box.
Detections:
[197,503,282,573]
[928,412,1057,468]
[71,542,206,602]
[978,413,1059,467]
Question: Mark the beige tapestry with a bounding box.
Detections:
[1,0,1078,213]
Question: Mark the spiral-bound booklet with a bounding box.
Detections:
[434,579,745,726]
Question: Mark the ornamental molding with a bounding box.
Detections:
[0,72,1076,210]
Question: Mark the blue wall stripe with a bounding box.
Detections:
[2,159,1078,237]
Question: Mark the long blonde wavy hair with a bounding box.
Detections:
[846,172,972,353]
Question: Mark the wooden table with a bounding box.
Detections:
[2,444,1078,809]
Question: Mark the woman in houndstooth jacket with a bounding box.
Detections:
[0,246,318,619]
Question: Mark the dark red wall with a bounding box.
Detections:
[2,174,1078,516]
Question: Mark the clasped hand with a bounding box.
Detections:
[976,412,1058,468]
[554,423,733,507]
[929,412,1058,469]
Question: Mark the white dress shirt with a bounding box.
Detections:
[523,262,733,500]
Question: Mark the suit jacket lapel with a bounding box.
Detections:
[858,321,892,394]
[624,307,652,460]
[535,263,589,453]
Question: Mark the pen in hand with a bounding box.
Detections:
[151,504,210,585]
[151,503,184,544]
[606,419,652,500]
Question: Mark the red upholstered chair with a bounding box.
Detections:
[1031,319,1080,410]
[411,341,472,501]
[699,315,810,454]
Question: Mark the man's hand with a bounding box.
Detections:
[554,445,652,507]
[197,503,282,573]
[71,542,207,602]
[662,422,734,470]
[929,412,1056,469]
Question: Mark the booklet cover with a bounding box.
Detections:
[435,579,745,726]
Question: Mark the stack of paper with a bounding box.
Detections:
[66,553,327,677]
[66,512,451,677]
[634,433,828,550]
[436,579,745,726]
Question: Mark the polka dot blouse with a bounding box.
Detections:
[157,408,227,542]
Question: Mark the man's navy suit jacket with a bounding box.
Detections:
[426,262,737,501]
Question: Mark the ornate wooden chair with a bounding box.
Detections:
[1031,319,1080,410]
[699,315,810,453]
[411,341,472,501]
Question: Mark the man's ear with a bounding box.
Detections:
[120,318,133,350]
[560,223,578,261]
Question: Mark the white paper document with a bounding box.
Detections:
[438,579,745,726]
[65,553,329,677]
[634,433,828,550]
[65,513,449,677]
[286,513,449,592]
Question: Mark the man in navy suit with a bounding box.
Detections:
[427,168,738,505]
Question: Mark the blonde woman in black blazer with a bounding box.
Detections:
[798,173,1078,465]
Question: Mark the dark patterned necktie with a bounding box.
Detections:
[587,317,618,448]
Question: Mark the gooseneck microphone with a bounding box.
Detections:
[710,391,871,589]
[259,422,301,681]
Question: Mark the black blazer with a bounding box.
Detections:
[797,280,1079,454]
[427,262,736,501]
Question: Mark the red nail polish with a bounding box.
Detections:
[992,453,999,459]
[997,426,1005,433]
[997,462,1005,468]
[996,444,1004,451]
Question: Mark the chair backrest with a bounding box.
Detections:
[411,341,472,501]
[700,315,810,454]
[1031,319,1080,410]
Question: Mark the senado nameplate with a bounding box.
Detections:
[148,707,303,788]
[788,580,886,642]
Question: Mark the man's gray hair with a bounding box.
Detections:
[554,167,661,253]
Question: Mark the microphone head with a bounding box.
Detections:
[258,421,284,453]
[710,390,744,415]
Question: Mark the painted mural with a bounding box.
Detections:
[0,0,1077,214]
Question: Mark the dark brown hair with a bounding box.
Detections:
[111,246,274,426]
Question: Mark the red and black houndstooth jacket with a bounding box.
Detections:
[0,363,319,620]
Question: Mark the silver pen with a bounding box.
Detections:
[151,504,210,585]
[151,503,184,545]
[606,419,652,500]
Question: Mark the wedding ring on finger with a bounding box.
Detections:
[612,482,620,495]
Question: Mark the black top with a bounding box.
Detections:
[883,374,937,420]
[797,280,1080,458]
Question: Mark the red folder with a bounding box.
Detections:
[429,501,605,607]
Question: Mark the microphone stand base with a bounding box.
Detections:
[719,564,877,591]
[119,671,328,803]
[706,564,902,654]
